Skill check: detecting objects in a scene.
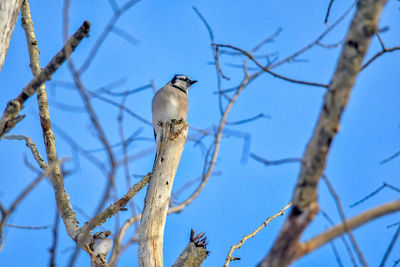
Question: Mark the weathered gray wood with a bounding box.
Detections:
[173,243,208,267]
[138,119,189,267]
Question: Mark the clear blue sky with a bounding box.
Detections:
[1,0,399,266]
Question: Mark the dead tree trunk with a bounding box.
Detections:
[138,120,189,267]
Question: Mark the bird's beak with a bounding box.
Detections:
[189,80,198,85]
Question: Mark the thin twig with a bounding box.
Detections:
[0,159,68,251]
[9,158,68,215]
[87,128,144,153]
[88,91,152,126]
[213,43,329,88]
[192,6,225,115]
[379,225,400,267]
[214,45,231,80]
[4,224,50,230]
[317,37,346,49]
[329,239,345,267]
[251,28,282,53]
[223,203,292,267]
[172,173,220,202]
[108,0,119,12]
[4,135,48,169]
[49,206,60,267]
[387,221,400,229]
[380,149,400,164]
[322,175,367,267]
[321,210,358,266]
[67,49,119,266]
[361,46,400,70]
[349,182,400,208]
[51,123,106,171]
[97,83,152,97]
[250,153,302,166]
[227,113,270,125]
[111,26,138,45]
[78,0,140,74]
[270,1,356,69]
[324,0,336,25]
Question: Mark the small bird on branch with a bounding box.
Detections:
[152,74,197,147]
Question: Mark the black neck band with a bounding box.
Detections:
[172,84,187,94]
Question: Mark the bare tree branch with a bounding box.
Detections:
[324,0,336,25]
[329,239,345,267]
[380,149,400,164]
[350,182,400,208]
[223,203,292,267]
[4,134,48,169]
[192,6,225,115]
[213,43,329,88]
[298,200,400,258]
[4,223,50,230]
[20,0,83,246]
[79,173,150,237]
[226,113,270,126]
[259,1,388,266]
[49,206,60,267]
[78,0,140,74]
[0,20,90,138]
[0,159,68,251]
[138,120,189,267]
[250,153,302,166]
[22,3,122,265]
[322,175,367,266]
[379,224,400,267]
[321,210,358,266]
[361,40,400,70]
[270,1,356,69]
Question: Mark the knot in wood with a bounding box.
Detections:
[5,100,21,115]
[363,23,377,37]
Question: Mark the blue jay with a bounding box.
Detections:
[152,74,197,145]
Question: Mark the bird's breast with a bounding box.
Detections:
[152,89,188,128]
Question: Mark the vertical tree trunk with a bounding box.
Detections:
[138,120,188,267]
[259,0,388,266]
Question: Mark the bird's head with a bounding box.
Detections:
[170,74,197,94]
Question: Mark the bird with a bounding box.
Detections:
[152,74,197,147]
[88,231,113,264]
